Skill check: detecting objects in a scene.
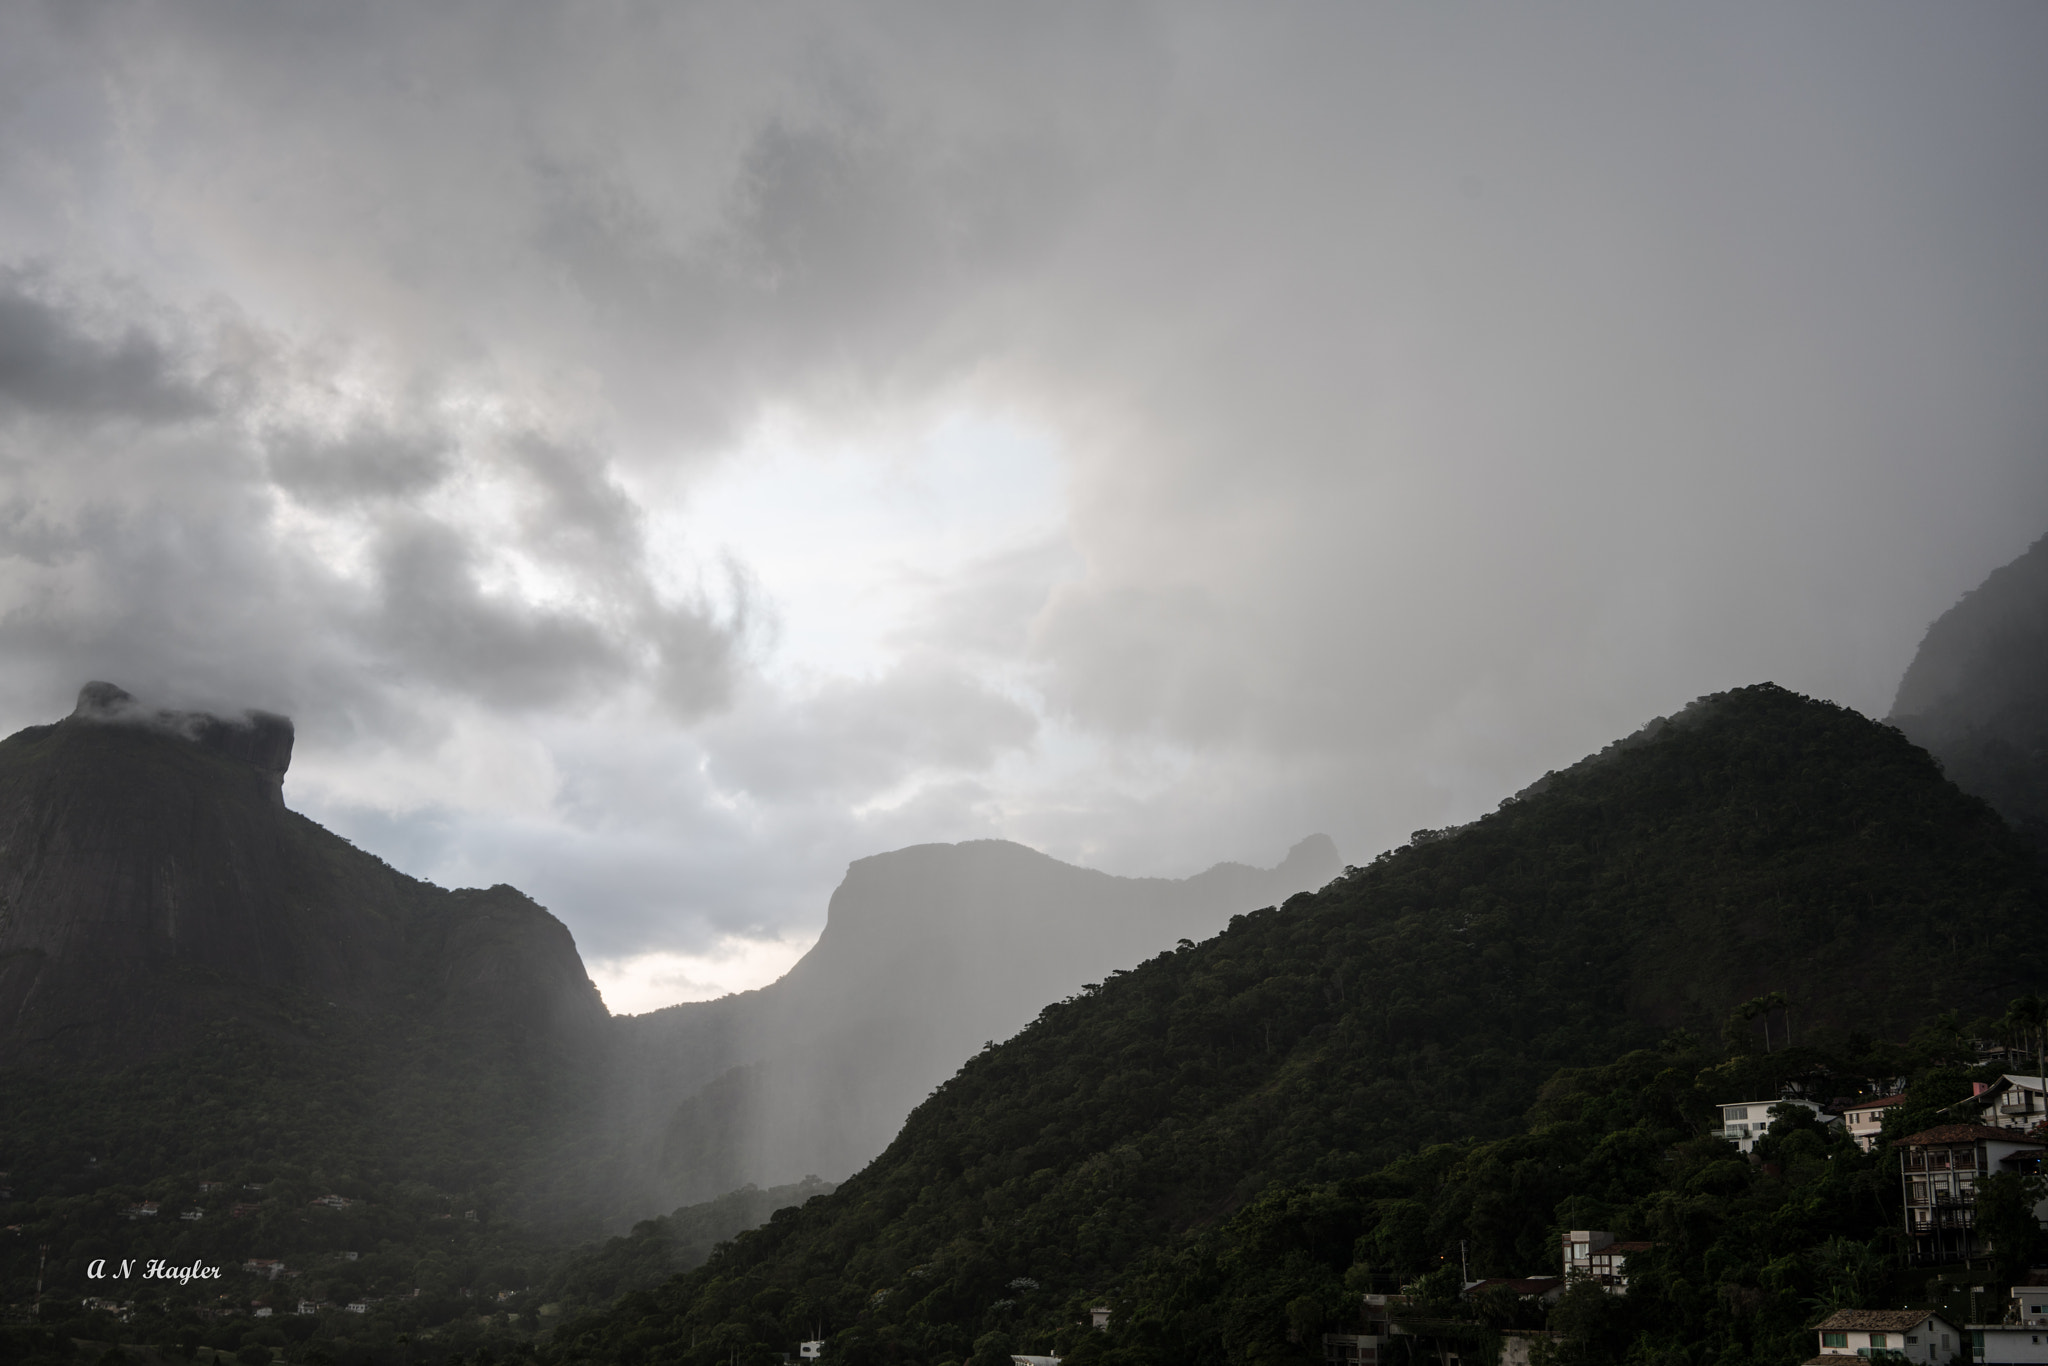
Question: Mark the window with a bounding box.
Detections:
[1824,1333,1848,1348]
[1871,1335,1888,1348]
[1726,1107,1748,1120]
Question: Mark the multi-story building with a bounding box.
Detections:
[1895,1124,2048,1262]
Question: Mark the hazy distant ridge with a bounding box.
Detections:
[1892,532,2048,847]
[612,834,1341,1205]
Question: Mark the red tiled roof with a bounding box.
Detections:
[1894,1123,2044,1147]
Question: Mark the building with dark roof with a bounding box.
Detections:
[1894,1124,2048,1263]
[1805,1308,1958,1365]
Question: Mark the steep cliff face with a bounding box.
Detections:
[613,832,1342,1205]
[0,683,608,1069]
[1892,533,2048,846]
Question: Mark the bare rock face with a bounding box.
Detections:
[0,684,607,1069]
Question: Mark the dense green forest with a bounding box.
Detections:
[533,685,2048,1366]
[546,1026,2025,1366]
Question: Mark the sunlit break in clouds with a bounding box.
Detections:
[0,3,2045,1008]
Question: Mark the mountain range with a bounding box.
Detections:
[0,686,1336,1224]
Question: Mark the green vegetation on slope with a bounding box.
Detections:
[539,685,2048,1366]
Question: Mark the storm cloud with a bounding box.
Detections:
[0,2,2045,1006]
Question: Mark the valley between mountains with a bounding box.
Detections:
[2,535,2046,1366]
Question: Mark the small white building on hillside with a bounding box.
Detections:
[1965,1076,2048,1134]
[1806,1309,1958,1365]
[1839,1095,1907,1152]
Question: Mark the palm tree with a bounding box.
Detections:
[1761,991,1791,1051]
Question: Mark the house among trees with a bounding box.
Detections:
[179,1208,204,1221]
[1896,1124,2048,1262]
[1962,1076,2048,1133]
[119,1201,159,1219]
[1716,1098,1831,1153]
[1807,1309,1958,1364]
[1562,1231,1651,1293]
[1839,1094,1908,1152]
[242,1259,285,1280]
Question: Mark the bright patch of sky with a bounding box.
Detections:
[658,407,1069,684]
[589,937,814,1015]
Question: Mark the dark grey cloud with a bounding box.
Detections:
[266,420,453,506]
[0,271,743,739]
[0,271,211,422]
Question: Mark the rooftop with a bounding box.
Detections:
[1812,1309,1946,1331]
[1894,1124,2044,1147]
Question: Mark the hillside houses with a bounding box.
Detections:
[1962,1076,2048,1134]
[1937,1283,2048,1364]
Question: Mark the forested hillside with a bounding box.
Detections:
[540,684,2048,1366]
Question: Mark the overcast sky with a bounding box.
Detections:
[2,3,2045,1012]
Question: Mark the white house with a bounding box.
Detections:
[1807,1309,1958,1364]
[1717,1099,1830,1153]
[1840,1095,1908,1152]
[1966,1077,2048,1134]
[1968,1325,2048,1364]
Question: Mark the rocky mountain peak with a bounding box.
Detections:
[70,679,294,801]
